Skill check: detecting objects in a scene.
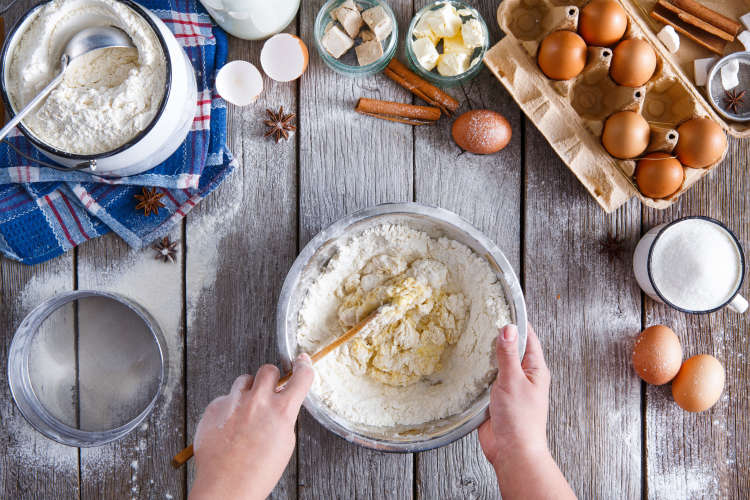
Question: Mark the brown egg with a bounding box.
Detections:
[672,354,725,412]
[538,30,588,80]
[675,117,727,168]
[635,152,685,199]
[451,110,512,154]
[579,0,628,46]
[632,325,682,385]
[602,111,650,159]
[610,38,657,87]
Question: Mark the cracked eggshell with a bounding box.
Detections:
[261,33,309,82]
[215,60,263,106]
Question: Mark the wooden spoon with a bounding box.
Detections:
[171,305,387,468]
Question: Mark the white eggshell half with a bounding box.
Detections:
[215,60,263,106]
[260,33,309,82]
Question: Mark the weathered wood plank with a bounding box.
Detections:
[0,3,79,498]
[412,0,523,496]
[0,256,80,500]
[523,122,642,499]
[76,232,185,500]
[184,32,299,499]
[296,0,415,498]
[644,136,750,499]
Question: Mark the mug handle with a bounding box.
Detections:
[728,294,749,313]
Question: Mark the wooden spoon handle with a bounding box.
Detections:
[171,307,383,469]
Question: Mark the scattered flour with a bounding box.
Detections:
[297,223,511,427]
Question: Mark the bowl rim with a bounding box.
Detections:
[276,201,527,452]
[0,0,173,160]
[313,0,398,77]
[404,0,490,87]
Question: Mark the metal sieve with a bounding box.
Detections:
[706,52,750,123]
[8,290,167,447]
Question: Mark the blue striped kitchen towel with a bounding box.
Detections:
[0,0,236,265]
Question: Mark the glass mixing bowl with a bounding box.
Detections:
[276,202,526,452]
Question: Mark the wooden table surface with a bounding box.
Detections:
[1,0,748,498]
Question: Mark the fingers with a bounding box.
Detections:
[230,374,254,394]
[278,353,315,409]
[495,324,523,383]
[520,323,550,386]
[251,364,281,394]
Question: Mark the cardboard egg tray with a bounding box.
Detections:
[484,0,747,212]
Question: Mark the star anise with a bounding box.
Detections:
[598,232,627,263]
[153,236,179,263]
[724,88,745,114]
[134,187,166,216]
[263,106,296,143]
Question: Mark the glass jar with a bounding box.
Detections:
[199,0,301,40]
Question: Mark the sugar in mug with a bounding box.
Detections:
[633,216,748,314]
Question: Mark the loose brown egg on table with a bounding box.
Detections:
[579,0,628,46]
[538,30,588,80]
[451,110,512,155]
[672,354,725,412]
[632,325,682,385]
[635,152,684,199]
[610,38,656,87]
[602,110,650,159]
[675,117,727,168]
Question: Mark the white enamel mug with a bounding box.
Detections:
[633,216,748,314]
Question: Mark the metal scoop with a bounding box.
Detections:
[0,26,135,142]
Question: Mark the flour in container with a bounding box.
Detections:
[297,224,511,427]
[6,0,167,155]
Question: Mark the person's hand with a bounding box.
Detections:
[478,323,575,500]
[189,354,314,500]
[479,323,550,465]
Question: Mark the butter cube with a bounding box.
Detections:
[362,5,393,41]
[739,30,750,51]
[721,59,739,90]
[360,29,376,42]
[413,37,440,71]
[461,19,484,48]
[443,32,472,57]
[355,39,383,66]
[321,25,354,58]
[741,12,750,31]
[437,52,469,76]
[413,15,439,45]
[656,25,679,53]
[424,4,461,38]
[693,56,718,86]
[333,2,363,38]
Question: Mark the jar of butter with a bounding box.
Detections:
[199,0,300,40]
[405,1,489,87]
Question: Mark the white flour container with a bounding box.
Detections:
[0,0,197,177]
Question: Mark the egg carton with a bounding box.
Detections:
[484,0,738,212]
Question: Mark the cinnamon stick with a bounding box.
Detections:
[651,6,726,54]
[384,59,459,116]
[670,0,741,37]
[657,0,733,41]
[355,97,441,125]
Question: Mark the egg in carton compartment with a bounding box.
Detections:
[484,0,729,212]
